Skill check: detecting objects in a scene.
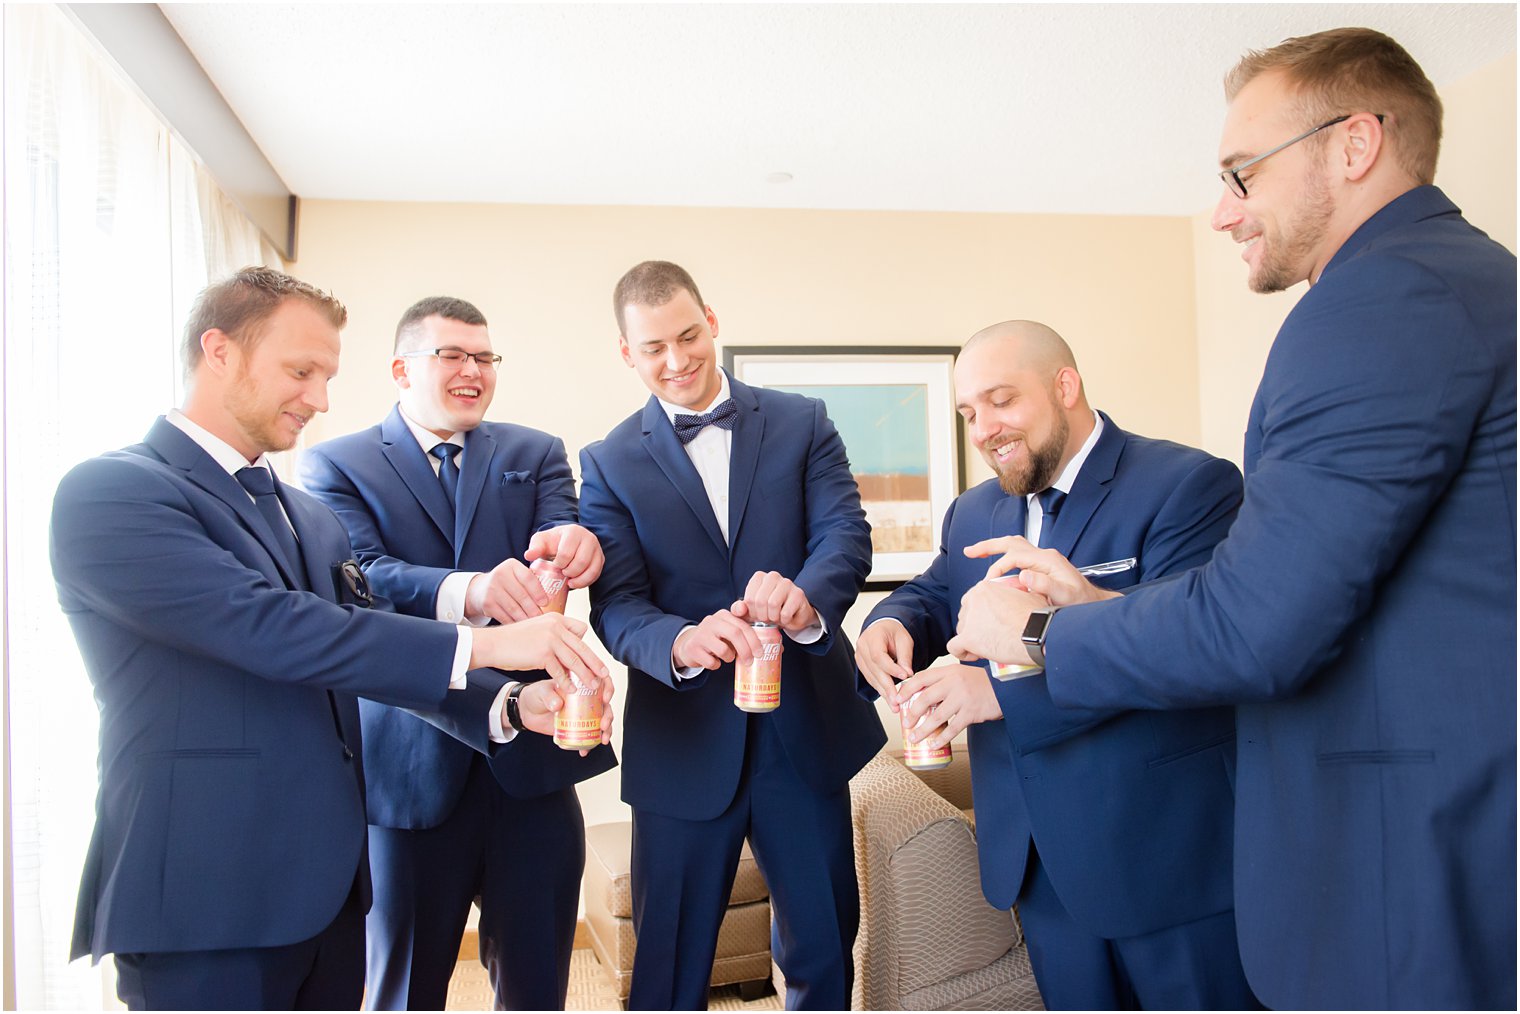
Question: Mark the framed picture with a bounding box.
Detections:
[723,345,965,589]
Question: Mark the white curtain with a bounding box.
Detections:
[4,5,282,1007]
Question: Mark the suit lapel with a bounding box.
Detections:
[144,418,306,590]
[455,426,496,556]
[640,397,727,555]
[380,406,454,544]
[725,380,764,551]
[1043,413,1123,559]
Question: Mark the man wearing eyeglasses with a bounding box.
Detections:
[302,297,615,1010]
[949,27,1515,1010]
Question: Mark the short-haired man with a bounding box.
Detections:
[951,29,1516,1009]
[858,321,1255,1010]
[51,267,611,1010]
[302,295,614,1009]
[578,261,886,1009]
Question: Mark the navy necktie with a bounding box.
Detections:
[431,443,461,511]
[1035,487,1066,548]
[236,466,307,588]
[673,398,739,445]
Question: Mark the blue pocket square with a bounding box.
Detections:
[500,470,535,485]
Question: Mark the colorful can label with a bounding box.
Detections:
[734,622,782,712]
[901,691,952,770]
[554,685,603,750]
[530,558,569,615]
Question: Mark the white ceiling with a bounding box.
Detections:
[160,3,1515,217]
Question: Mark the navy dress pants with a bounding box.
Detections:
[628,715,857,1010]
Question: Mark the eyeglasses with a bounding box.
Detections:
[1218,114,1384,199]
[399,348,504,369]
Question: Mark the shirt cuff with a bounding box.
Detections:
[489,681,519,744]
[786,614,827,644]
[671,625,702,681]
[438,570,490,626]
[449,626,471,690]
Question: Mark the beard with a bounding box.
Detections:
[225,364,300,454]
[992,408,1069,498]
[1250,164,1335,294]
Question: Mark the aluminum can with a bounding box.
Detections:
[734,622,782,712]
[901,690,953,770]
[554,683,604,751]
[530,558,569,614]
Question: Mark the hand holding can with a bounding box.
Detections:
[530,558,570,615]
[901,690,953,770]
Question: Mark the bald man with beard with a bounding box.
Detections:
[856,322,1258,1010]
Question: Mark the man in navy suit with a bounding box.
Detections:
[50,267,611,1010]
[951,29,1516,1010]
[578,261,886,1009]
[302,296,616,1010]
[857,321,1255,1010]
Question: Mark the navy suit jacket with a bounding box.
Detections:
[579,376,885,822]
[867,417,1243,937]
[301,407,615,829]
[1049,187,1517,1008]
[51,417,495,961]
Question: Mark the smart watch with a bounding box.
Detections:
[1021,607,1061,668]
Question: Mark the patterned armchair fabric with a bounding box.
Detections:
[849,753,1044,1010]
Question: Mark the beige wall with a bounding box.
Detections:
[1192,51,1517,464]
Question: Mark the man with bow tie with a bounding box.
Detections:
[578,260,885,1009]
[855,321,1257,1010]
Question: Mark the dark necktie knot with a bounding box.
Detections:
[235,465,276,498]
[431,442,462,511]
[1036,487,1066,520]
[673,398,739,445]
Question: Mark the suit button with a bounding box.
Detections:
[343,746,354,761]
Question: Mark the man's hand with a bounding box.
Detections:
[471,613,609,693]
[672,609,765,671]
[947,579,1049,665]
[896,663,1005,749]
[731,571,818,634]
[465,558,550,623]
[854,619,915,712]
[526,524,605,589]
[516,677,616,754]
[963,536,1121,606]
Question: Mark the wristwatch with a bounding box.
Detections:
[504,681,527,733]
[1021,607,1061,668]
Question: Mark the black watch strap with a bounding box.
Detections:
[504,681,527,733]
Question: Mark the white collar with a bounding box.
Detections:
[398,405,466,456]
[166,409,274,478]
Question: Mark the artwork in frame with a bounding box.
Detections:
[723,345,965,589]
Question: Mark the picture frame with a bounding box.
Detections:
[723,345,965,590]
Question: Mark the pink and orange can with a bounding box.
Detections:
[554,684,604,751]
[734,622,783,712]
